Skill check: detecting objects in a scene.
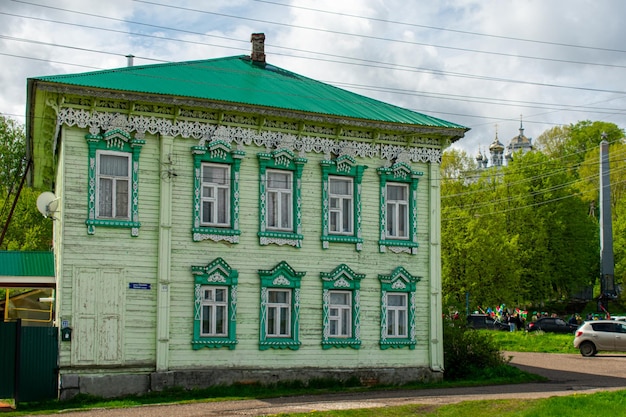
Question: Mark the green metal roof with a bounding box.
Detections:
[0,251,54,277]
[32,55,467,130]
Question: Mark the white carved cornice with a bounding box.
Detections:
[57,108,443,163]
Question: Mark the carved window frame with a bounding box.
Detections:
[192,257,238,350]
[320,264,365,349]
[85,129,144,236]
[191,141,245,243]
[377,162,423,254]
[378,266,421,350]
[320,156,367,251]
[259,261,306,350]
[258,149,307,247]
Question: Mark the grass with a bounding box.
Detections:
[488,330,579,353]
[271,390,626,416]
[0,330,611,416]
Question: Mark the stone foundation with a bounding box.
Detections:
[60,366,442,400]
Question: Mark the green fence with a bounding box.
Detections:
[0,320,58,403]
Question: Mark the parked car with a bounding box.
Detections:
[466,314,509,331]
[574,320,626,357]
[526,317,578,334]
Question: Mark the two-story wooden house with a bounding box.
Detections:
[26,34,468,399]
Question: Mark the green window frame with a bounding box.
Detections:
[259,261,306,350]
[377,162,423,254]
[321,155,367,251]
[258,149,307,247]
[191,257,238,350]
[192,140,245,242]
[378,266,421,350]
[85,129,144,236]
[320,264,365,349]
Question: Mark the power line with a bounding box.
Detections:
[253,0,626,55]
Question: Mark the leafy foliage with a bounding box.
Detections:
[443,318,508,380]
[441,120,621,309]
[0,115,52,250]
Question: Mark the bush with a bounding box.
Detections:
[443,318,508,380]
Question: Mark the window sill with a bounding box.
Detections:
[259,339,301,350]
[259,231,303,248]
[322,339,361,349]
[86,219,140,236]
[193,227,240,243]
[321,235,363,251]
[379,239,419,254]
[380,339,416,350]
[192,339,237,350]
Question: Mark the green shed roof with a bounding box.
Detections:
[0,251,55,288]
[32,55,467,130]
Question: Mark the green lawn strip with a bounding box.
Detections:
[270,390,626,417]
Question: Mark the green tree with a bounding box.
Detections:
[0,114,27,193]
[0,114,52,250]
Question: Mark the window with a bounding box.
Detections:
[320,264,364,349]
[266,289,291,337]
[192,257,238,349]
[258,149,307,247]
[320,155,367,250]
[379,266,421,349]
[385,293,407,337]
[266,170,293,231]
[85,129,144,236]
[377,162,423,254]
[386,183,408,238]
[259,261,305,350]
[201,163,230,227]
[192,140,244,242]
[329,177,353,234]
[200,286,228,336]
[97,152,130,219]
[329,291,351,336]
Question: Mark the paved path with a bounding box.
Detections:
[19,352,626,416]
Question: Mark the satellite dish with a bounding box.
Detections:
[36,191,59,218]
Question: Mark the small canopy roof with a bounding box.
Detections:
[0,251,55,288]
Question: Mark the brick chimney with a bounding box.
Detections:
[250,33,266,65]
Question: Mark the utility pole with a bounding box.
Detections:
[599,136,616,311]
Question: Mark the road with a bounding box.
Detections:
[24,352,626,416]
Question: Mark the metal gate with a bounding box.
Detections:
[0,320,58,404]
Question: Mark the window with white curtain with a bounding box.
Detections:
[97,152,130,219]
[329,176,353,235]
[201,163,230,227]
[386,183,409,239]
[266,170,293,231]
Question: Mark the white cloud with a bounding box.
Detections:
[2,0,625,157]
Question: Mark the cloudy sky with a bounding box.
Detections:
[2,0,626,156]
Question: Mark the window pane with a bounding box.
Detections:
[215,288,226,302]
[202,201,213,223]
[202,305,212,334]
[268,172,291,189]
[330,178,351,195]
[267,192,278,228]
[330,292,349,305]
[269,290,289,303]
[100,154,128,176]
[215,305,225,334]
[280,192,291,228]
[203,165,228,185]
[387,184,406,200]
[115,179,129,218]
[217,188,228,224]
[279,307,289,335]
[388,294,406,306]
[99,178,113,217]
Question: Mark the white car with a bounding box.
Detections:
[573,320,626,357]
